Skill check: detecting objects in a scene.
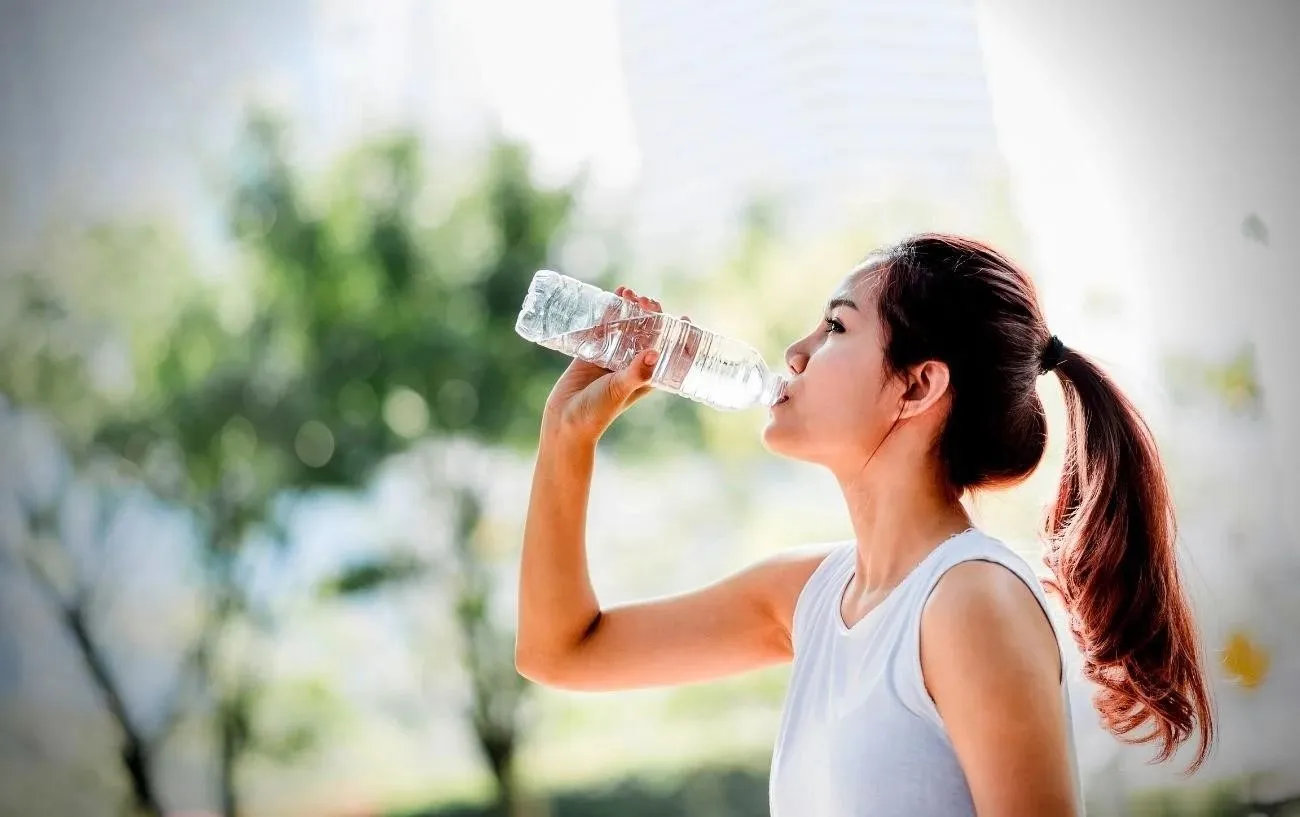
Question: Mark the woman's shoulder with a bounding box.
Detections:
[920,530,1063,678]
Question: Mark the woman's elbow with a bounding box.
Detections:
[514,642,573,688]
[515,615,602,687]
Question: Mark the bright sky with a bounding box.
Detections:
[0,0,641,255]
[452,0,641,187]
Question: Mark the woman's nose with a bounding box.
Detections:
[785,345,808,375]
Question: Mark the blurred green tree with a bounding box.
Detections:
[89,113,587,817]
[2,111,700,817]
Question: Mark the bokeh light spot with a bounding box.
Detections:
[383,387,429,439]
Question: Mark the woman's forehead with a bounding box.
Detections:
[833,264,884,304]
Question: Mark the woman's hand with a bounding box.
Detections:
[541,287,686,443]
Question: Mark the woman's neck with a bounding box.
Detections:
[836,458,971,593]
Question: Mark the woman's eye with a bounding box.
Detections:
[823,317,845,334]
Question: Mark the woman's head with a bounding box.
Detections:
[765,232,1215,772]
[764,234,1051,491]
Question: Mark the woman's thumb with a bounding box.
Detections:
[608,348,659,404]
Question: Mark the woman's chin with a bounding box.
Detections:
[760,421,795,456]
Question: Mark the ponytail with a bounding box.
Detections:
[1042,348,1215,772]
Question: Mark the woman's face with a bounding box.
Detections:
[762,267,907,470]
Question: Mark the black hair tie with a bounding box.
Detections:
[1039,335,1066,375]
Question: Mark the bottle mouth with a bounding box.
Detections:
[761,373,788,407]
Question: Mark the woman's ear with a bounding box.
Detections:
[898,360,951,421]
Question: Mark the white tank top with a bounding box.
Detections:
[769,527,1084,816]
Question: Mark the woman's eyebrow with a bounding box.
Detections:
[826,297,858,312]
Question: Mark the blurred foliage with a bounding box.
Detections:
[408,765,1299,817]
[400,764,1294,817]
[1124,777,1300,817]
[97,112,583,501]
[1221,630,1272,690]
[0,223,193,442]
[404,762,771,817]
[98,112,594,816]
[318,553,426,598]
[1160,343,1264,418]
[0,109,705,816]
[252,678,345,765]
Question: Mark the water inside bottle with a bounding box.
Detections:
[541,313,782,410]
[541,313,702,392]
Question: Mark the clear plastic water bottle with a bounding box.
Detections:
[515,270,787,411]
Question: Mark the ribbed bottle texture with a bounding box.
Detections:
[515,270,786,411]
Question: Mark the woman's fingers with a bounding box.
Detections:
[607,348,659,406]
[616,285,664,313]
[611,287,677,407]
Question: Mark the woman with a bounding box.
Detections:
[515,233,1215,815]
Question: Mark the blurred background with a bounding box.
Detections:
[1,1,1297,815]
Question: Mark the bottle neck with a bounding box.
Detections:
[760,368,788,407]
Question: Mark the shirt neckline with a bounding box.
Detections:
[834,526,977,636]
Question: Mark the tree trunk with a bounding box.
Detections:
[64,608,163,817]
[217,695,248,817]
[483,736,517,817]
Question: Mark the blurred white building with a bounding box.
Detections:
[978,0,1300,800]
[614,0,1002,263]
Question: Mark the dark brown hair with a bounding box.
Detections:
[864,232,1214,772]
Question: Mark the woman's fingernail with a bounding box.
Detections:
[645,350,659,366]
